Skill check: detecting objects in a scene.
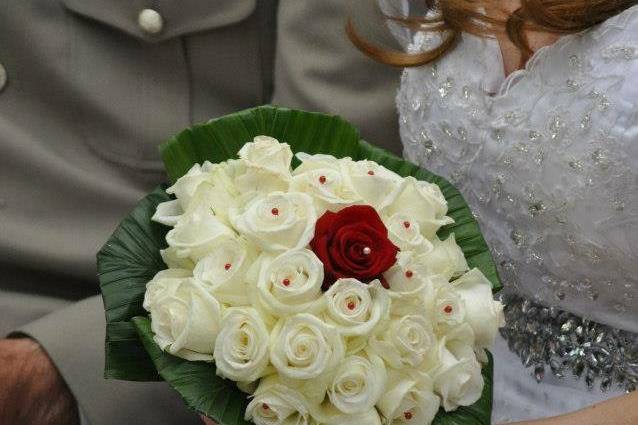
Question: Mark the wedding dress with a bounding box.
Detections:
[394,5,638,423]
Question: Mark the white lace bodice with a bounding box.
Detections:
[397,6,638,333]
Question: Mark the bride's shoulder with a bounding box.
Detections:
[591,4,638,41]
[538,5,638,82]
[551,5,638,154]
[585,5,638,155]
[581,5,638,73]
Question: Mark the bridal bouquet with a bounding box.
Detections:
[98,106,503,425]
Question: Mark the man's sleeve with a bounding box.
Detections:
[15,296,202,425]
[271,0,403,156]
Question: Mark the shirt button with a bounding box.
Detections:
[138,9,164,35]
[0,63,7,93]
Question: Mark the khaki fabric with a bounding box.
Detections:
[272,0,401,148]
[0,290,70,337]
[17,296,202,425]
[0,0,276,284]
[1,0,401,424]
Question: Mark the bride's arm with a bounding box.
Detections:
[504,391,638,425]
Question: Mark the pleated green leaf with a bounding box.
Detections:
[98,186,171,381]
[133,316,253,424]
[98,105,501,424]
[432,352,493,425]
[160,106,361,183]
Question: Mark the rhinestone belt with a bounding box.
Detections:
[499,294,638,393]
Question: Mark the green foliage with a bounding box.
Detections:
[134,317,253,424]
[98,106,501,424]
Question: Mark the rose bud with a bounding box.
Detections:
[310,205,399,290]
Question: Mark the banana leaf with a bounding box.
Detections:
[97,105,501,424]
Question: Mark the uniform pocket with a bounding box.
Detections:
[60,0,258,171]
[62,0,257,42]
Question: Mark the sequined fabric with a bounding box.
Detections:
[500,294,637,393]
[396,3,638,400]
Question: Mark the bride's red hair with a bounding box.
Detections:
[347,0,638,67]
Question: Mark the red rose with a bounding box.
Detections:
[310,205,399,290]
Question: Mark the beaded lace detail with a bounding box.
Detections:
[397,6,638,390]
[500,295,637,392]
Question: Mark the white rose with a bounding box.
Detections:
[193,236,255,305]
[433,284,466,328]
[160,246,195,270]
[233,161,291,195]
[270,313,345,379]
[376,369,440,425]
[422,234,469,281]
[347,160,406,210]
[238,136,293,176]
[384,251,432,298]
[243,254,271,308]
[430,337,483,411]
[369,314,436,369]
[385,213,434,254]
[327,354,386,414]
[245,376,313,425]
[142,268,192,311]
[181,165,240,226]
[166,206,236,262]
[144,275,221,361]
[257,249,325,317]
[159,170,239,228]
[231,191,317,252]
[293,152,343,173]
[291,153,361,213]
[165,161,216,208]
[152,199,183,226]
[444,322,477,350]
[324,279,389,337]
[383,251,437,317]
[452,269,504,348]
[318,408,382,425]
[213,307,271,382]
[233,137,293,195]
[384,177,454,239]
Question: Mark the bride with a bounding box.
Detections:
[350,1,637,424]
